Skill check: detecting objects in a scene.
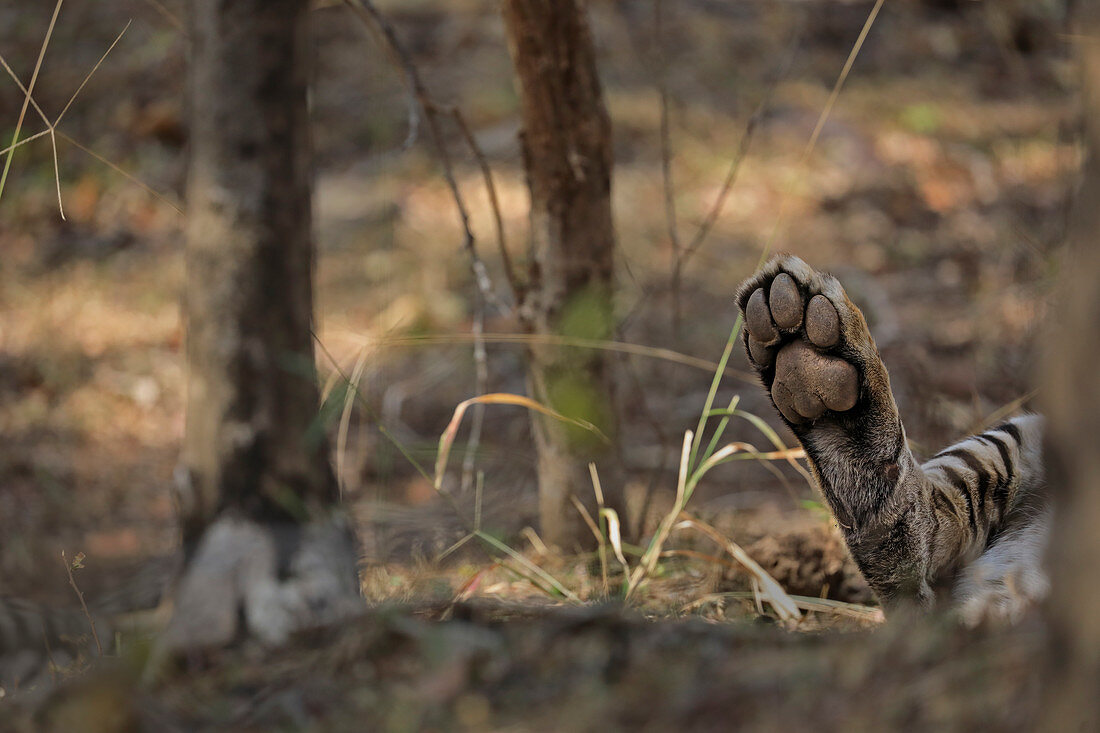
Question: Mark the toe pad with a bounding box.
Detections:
[768,273,803,330]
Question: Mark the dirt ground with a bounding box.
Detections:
[0,0,1078,727]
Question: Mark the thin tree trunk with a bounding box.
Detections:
[1041,6,1100,728]
[502,0,624,551]
[164,0,359,650]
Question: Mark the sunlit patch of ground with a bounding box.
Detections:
[0,2,1073,721]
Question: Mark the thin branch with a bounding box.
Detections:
[141,0,184,34]
[332,330,759,384]
[801,0,884,163]
[460,293,489,495]
[0,128,50,158]
[757,0,886,266]
[449,107,521,301]
[0,15,139,221]
[342,0,509,310]
[0,0,63,203]
[61,551,103,657]
[54,19,133,128]
[668,19,802,327]
[58,132,184,215]
[653,0,687,331]
[49,128,65,219]
[654,0,679,257]
[680,20,802,269]
[0,52,52,126]
[400,88,420,150]
[344,0,523,502]
[0,47,64,217]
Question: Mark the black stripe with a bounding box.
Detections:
[939,449,993,521]
[941,465,978,535]
[982,433,1016,518]
[993,420,1023,445]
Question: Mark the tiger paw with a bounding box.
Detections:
[736,256,875,425]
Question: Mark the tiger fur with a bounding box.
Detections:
[737,255,1049,625]
[0,555,175,696]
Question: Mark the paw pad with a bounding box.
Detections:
[742,270,860,424]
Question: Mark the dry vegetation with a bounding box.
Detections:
[0,0,1077,728]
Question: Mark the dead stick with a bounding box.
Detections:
[61,550,103,656]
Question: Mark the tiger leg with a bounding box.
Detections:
[736,256,1043,610]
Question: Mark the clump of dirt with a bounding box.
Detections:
[746,525,874,604]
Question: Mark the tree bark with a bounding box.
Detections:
[502,0,625,552]
[1040,6,1100,729]
[164,0,359,650]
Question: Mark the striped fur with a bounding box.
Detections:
[737,256,1049,624]
[0,555,175,694]
[0,597,110,695]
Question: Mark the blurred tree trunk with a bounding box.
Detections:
[1041,6,1100,729]
[164,0,359,650]
[502,0,625,552]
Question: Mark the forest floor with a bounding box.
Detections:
[0,0,1077,729]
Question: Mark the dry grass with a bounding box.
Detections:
[0,7,1071,719]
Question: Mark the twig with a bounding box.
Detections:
[0,0,63,204]
[344,0,519,501]
[449,107,521,301]
[653,0,680,277]
[141,0,185,34]
[39,621,59,684]
[53,20,133,128]
[757,0,886,266]
[313,331,440,489]
[0,14,173,219]
[59,132,184,215]
[460,291,489,494]
[667,18,802,325]
[342,0,509,312]
[331,330,759,384]
[680,22,802,268]
[61,551,103,657]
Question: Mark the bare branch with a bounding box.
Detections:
[142,0,184,34]
[460,293,489,495]
[58,132,184,215]
[654,0,679,257]
[344,0,527,500]
[758,0,885,265]
[54,19,133,128]
[449,106,521,301]
[343,0,513,310]
[680,21,803,269]
[0,0,64,204]
[61,550,103,657]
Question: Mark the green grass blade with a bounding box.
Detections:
[700,394,740,467]
[732,408,788,451]
[689,314,744,473]
[474,530,580,602]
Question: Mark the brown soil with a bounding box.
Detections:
[0,0,1073,726]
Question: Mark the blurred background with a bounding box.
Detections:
[0,0,1076,610]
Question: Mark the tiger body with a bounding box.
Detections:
[737,256,1049,624]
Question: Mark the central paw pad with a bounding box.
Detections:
[743,270,860,424]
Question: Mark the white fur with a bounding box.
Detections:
[955,505,1051,627]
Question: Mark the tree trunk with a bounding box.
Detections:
[502,0,625,552]
[164,0,359,650]
[1040,6,1100,729]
